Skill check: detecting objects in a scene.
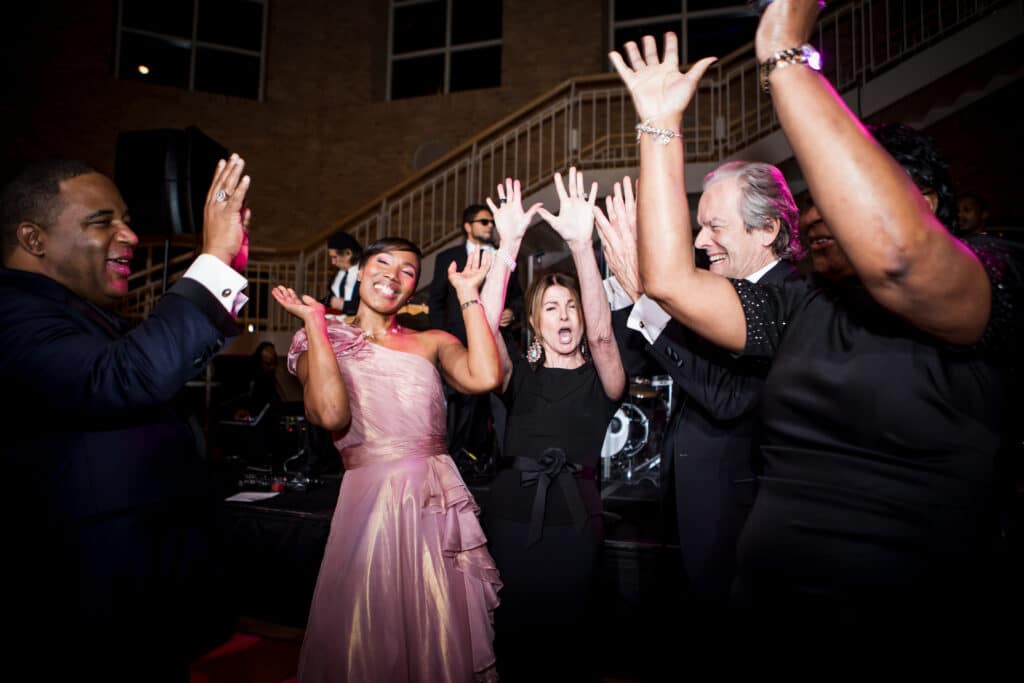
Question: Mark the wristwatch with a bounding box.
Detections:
[759,43,822,93]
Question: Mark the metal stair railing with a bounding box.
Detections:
[120,0,1013,331]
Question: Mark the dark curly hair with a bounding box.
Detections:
[867,123,957,233]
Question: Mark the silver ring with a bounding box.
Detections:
[215,190,228,202]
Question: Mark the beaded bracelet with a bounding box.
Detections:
[495,248,517,271]
[635,120,683,146]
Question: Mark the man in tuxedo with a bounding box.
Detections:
[0,156,251,681]
[601,162,802,630]
[323,231,362,315]
[429,203,524,464]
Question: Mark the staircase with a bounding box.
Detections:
[121,0,1023,333]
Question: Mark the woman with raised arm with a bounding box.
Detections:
[478,170,625,681]
[273,236,503,683]
[609,0,1021,637]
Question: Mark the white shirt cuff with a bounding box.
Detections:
[626,295,672,345]
[604,276,634,311]
[183,254,249,316]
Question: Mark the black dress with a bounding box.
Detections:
[485,357,619,682]
[730,237,1022,636]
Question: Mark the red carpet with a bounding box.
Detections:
[190,631,299,683]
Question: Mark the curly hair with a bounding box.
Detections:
[867,123,957,233]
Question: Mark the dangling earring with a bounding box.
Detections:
[580,337,588,360]
[527,337,544,365]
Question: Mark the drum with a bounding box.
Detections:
[601,375,672,484]
[600,403,650,481]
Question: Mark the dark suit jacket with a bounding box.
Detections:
[428,242,524,346]
[0,267,239,678]
[613,260,800,605]
[321,267,361,315]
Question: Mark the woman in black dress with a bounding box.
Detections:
[479,170,625,681]
[609,0,1021,645]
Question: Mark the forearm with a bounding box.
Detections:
[460,297,503,391]
[571,241,626,399]
[298,318,350,430]
[480,237,522,334]
[770,66,989,341]
[636,130,747,351]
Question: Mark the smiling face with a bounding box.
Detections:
[530,283,584,360]
[800,204,855,281]
[357,248,419,313]
[41,173,138,308]
[695,176,777,278]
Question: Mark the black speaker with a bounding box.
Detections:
[114,126,228,237]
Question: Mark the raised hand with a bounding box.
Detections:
[608,32,717,125]
[272,285,326,325]
[755,0,823,62]
[537,167,598,248]
[594,176,642,301]
[485,177,542,247]
[448,249,491,299]
[203,153,252,271]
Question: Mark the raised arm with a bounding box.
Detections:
[480,178,542,391]
[271,287,350,431]
[610,34,746,352]
[435,252,503,394]
[537,168,626,400]
[756,0,989,344]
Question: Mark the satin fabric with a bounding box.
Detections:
[288,322,501,682]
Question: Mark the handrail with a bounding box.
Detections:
[119,0,1013,330]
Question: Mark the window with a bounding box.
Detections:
[609,0,758,65]
[389,0,502,100]
[115,0,267,100]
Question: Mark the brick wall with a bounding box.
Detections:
[3,0,612,251]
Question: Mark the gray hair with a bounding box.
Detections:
[702,161,801,260]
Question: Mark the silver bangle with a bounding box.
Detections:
[460,298,482,311]
[635,120,682,146]
[495,247,517,271]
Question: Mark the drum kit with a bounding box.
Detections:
[600,374,672,485]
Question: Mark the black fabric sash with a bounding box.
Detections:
[513,448,594,547]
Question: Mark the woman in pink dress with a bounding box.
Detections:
[272,237,503,683]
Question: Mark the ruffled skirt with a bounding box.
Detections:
[297,446,501,683]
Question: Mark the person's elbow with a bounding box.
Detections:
[307,403,351,432]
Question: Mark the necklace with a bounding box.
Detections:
[351,316,401,341]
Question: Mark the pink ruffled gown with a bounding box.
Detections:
[287,322,501,683]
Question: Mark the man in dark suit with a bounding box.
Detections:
[322,231,362,315]
[0,157,251,681]
[599,162,802,627]
[429,203,524,464]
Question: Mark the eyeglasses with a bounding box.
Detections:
[470,219,495,226]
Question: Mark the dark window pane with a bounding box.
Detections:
[195,47,261,99]
[198,0,264,52]
[119,32,191,88]
[450,45,501,92]
[686,14,758,62]
[614,0,681,22]
[391,54,445,99]
[614,20,684,57]
[687,0,750,11]
[452,0,502,45]
[393,1,446,54]
[121,0,193,39]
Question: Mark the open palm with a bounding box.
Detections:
[609,33,716,123]
[537,167,597,247]
[485,177,542,245]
